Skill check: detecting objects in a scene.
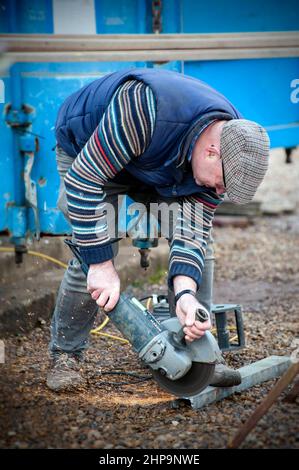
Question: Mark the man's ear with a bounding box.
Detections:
[210,143,220,152]
[206,144,220,158]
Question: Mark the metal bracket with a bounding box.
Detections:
[4,100,40,243]
[4,103,35,128]
[212,303,245,351]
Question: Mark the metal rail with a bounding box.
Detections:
[0,32,298,62]
[2,32,299,50]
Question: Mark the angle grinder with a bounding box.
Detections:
[65,240,221,397]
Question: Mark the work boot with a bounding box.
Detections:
[209,359,242,388]
[46,353,84,391]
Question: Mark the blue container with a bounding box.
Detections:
[0,0,298,244]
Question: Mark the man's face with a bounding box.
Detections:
[191,121,226,195]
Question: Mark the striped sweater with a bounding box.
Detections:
[64,79,222,289]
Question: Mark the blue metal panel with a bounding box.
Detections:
[0,1,9,32]
[184,57,299,148]
[161,0,182,33]
[0,0,53,33]
[181,0,299,33]
[95,0,149,34]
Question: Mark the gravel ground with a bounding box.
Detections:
[254,147,299,213]
[0,208,298,449]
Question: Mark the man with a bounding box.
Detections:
[47,68,269,391]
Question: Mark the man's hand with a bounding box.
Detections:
[173,275,211,342]
[87,260,120,312]
[176,293,212,342]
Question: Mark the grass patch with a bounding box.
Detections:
[148,266,167,285]
[130,265,167,288]
[131,279,145,288]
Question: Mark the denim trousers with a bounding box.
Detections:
[49,146,215,358]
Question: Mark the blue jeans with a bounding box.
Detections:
[49,145,215,358]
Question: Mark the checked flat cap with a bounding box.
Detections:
[220,119,270,204]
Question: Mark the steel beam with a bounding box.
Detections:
[187,356,291,409]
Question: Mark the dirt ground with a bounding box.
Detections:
[0,208,298,450]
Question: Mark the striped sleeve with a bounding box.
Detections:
[168,190,224,290]
[64,80,156,265]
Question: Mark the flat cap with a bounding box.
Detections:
[220,119,270,204]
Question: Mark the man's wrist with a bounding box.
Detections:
[174,289,196,305]
[173,275,197,295]
[89,259,113,270]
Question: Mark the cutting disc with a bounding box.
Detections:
[151,362,215,398]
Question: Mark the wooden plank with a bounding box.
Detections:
[5,47,299,63]
[188,356,291,410]
[228,362,299,448]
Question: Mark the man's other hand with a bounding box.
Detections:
[176,294,212,342]
[87,260,120,312]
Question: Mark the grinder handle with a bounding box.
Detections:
[173,305,210,345]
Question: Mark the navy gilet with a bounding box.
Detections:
[55,68,242,197]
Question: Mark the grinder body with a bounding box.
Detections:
[109,294,193,380]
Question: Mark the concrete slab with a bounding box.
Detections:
[188,356,291,409]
